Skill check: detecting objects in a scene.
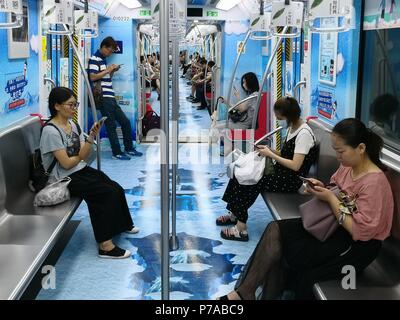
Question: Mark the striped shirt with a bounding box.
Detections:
[88,50,115,98]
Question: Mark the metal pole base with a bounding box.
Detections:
[169,235,179,251]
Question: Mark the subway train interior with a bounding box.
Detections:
[0,0,400,301]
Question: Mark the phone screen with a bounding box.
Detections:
[98,117,107,126]
[300,177,316,188]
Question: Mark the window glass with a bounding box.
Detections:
[360,28,400,151]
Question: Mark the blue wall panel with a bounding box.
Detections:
[0,0,39,129]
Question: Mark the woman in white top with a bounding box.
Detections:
[217,97,318,241]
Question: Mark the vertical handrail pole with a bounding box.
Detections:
[170,36,179,251]
[160,0,170,301]
[64,25,101,170]
[252,26,289,130]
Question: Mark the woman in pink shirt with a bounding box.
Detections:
[219,118,394,300]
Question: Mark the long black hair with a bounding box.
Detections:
[241,72,260,95]
[332,118,384,169]
[48,87,76,118]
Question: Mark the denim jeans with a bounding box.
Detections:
[99,97,134,156]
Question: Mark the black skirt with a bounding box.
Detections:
[68,166,134,243]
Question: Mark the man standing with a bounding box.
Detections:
[89,36,142,160]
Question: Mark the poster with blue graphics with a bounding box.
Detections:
[0,0,39,130]
[310,0,362,126]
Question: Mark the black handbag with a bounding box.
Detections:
[229,109,248,123]
[142,111,160,136]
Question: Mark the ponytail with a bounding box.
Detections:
[332,118,384,169]
[365,128,384,169]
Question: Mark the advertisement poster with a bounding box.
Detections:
[310,0,362,126]
[364,0,400,30]
[318,18,338,86]
[4,63,30,112]
[317,90,337,120]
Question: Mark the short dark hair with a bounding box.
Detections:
[48,87,76,118]
[273,96,301,126]
[100,37,117,50]
[241,72,259,94]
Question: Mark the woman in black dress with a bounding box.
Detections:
[217,97,318,241]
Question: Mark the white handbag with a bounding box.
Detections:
[227,150,266,185]
[34,177,72,207]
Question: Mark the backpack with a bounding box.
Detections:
[142,111,160,136]
[28,121,82,193]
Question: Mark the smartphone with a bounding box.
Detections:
[299,176,317,189]
[118,64,124,67]
[98,116,108,127]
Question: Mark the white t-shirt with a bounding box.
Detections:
[285,123,315,155]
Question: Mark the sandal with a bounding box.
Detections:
[220,225,249,242]
[216,212,237,226]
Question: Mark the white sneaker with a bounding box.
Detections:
[126,226,140,234]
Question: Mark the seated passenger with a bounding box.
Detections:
[368,94,399,139]
[225,72,260,130]
[40,87,139,259]
[217,97,318,241]
[219,118,394,300]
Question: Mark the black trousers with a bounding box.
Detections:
[68,166,134,243]
[99,97,134,156]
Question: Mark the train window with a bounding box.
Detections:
[360,28,400,151]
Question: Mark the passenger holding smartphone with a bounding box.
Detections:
[217,97,318,241]
[88,36,142,160]
[40,87,140,259]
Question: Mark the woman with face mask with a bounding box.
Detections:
[217,96,318,241]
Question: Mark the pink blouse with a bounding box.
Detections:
[330,166,394,241]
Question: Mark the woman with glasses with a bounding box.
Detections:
[217,97,318,241]
[40,87,139,259]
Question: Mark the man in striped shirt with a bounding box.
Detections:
[88,37,142,160]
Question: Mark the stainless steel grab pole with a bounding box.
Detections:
[226,31,251,106]
[170,37,179,252]
[252,27,289,130]
[64,25,101,170]
[160,0,170,301]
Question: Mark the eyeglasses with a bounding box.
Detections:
[62,102,80,109]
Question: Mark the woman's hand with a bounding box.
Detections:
[89,121,103,139]
[256,145,275,158]
[306,178,325,188]
[307,185,336,202]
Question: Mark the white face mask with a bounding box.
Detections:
[277,120,288,129]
